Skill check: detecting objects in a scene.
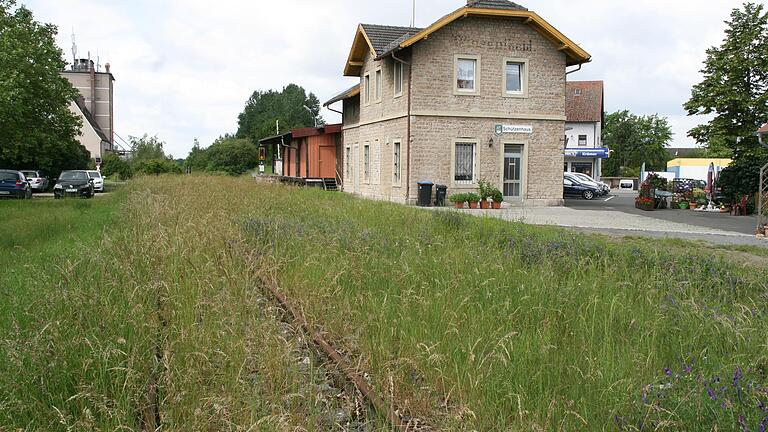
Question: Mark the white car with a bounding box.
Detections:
[570,173,610,195]
[86,170,104,192]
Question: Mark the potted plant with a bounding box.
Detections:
[477,179,492,209]
[689,200,698,209]
[491,189,504,209]
[635,196,654,211]
[466,193,481,209]
[449,193,467,209]
[678,201,689,210]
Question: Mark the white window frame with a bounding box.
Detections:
[363,142,370,183]
[374,67,382,103]
[451,140,478,186]
[578,135,588,147]
[502,58,529,98]
[453,54,480,95]
[392,139,402,186]
[363,72,371,106]
[393,61,404,98]
[345,146,351,179]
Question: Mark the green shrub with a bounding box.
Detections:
[466,192,481,203]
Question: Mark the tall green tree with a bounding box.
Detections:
[129,135,169,161]
[602,110,673,176]
[0,0,89,175]
[236,84,323,143]
[684,2,768,157]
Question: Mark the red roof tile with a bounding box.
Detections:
[566,81,604,123]
[759,123,768,134]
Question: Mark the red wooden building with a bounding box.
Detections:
[259,124,343,190]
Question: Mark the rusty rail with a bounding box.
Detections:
[260,275,412,432]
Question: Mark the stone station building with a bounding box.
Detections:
[324,0,592,206]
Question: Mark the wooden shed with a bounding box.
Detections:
[259,124,343,190]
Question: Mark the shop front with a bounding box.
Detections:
[564,147,609,181]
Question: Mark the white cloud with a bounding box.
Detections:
[25,0,741,156]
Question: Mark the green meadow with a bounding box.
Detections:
[1,176,766,431]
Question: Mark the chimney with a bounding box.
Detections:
[105,63,111,74]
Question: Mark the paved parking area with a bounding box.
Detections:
[565,190,758,235]
[440,190,766,246]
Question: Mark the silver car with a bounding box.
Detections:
[20,170,48,192]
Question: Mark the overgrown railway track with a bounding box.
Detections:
[259,273,428,432]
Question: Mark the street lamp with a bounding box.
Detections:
[303,105,317,127]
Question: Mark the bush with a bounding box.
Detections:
[132,159,183,175]
[100,154,133,180]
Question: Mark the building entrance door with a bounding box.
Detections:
[318,146,336,179]
[503,144,524,199]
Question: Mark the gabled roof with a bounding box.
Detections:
[344,24,422,76]
[566,81,604,123]
[344,0,591,76]
[323,84,360,107]
[75,98,110,143]
[759,123,768,134]
[466,0,527,11]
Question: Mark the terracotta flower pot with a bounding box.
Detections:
[454,202,465,209]
[480,200,490,209]
[468,201,479,209]
[689,202,697,209]
[492,201,502,209]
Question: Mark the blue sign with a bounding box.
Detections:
[564,148,610,159]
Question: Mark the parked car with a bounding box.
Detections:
[86,170,105,193]
[20,170,48,192]
[0,170,32,199]
[564,175,601,200]
[569,173,610,196]
[54,170,94,199]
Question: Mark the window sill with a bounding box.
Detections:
[502,91,528,99]
[453,90,479,96]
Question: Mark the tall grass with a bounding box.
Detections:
[2,177,765,430]
[243,182,768,430]
[0,180,384,430]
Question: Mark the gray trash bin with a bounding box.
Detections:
[417,181,434,207]
[435,185,448,206]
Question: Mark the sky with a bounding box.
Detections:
[24,0,742,158]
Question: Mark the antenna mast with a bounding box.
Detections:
[411,0,416,27]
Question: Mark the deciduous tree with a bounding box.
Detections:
[0,0,89,175]
[236,84,323,143]
[602,110,673,176]
[684,2,768,156]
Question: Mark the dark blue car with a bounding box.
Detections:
[0,170,32,199]
[564,176,600,200]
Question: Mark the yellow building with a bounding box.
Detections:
[666,158,731,181]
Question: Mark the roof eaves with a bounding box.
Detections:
[323,84,361,107]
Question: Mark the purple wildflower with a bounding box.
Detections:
[707,387,717,401]
[759,400,766,411]
[664,368,673,377]
[734,367,743,387]
[760,417,766,432]
[738,415,746,431]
